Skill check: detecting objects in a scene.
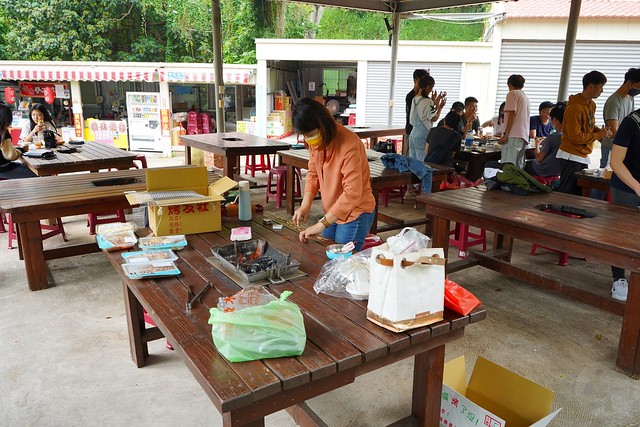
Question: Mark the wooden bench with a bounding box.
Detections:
[104,217,486,426]
[0,167,220,291]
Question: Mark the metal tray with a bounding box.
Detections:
[211,239,300,283]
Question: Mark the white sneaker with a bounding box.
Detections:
[612,278,628,302]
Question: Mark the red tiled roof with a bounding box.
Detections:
[503,0,640,19]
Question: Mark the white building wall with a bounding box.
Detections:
[256,39,494,134]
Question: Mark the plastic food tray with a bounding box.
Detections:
[122,261,180,279]
[138,235,187,251]
[96,231,138,252]
[121,249,178,263]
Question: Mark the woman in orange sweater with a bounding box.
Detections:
[292,98,376,251]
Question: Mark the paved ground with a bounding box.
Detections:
[3,148,640,426]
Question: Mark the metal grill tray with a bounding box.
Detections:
[211,239,300,283]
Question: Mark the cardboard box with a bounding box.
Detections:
[441,356,561,427]
[127,166,237,236]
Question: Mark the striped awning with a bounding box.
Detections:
[0,65,156,82]
[158,67,256,84]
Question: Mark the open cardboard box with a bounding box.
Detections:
[126,166,237,236]
[441,356,561,427]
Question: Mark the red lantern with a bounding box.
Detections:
[4,86,16,104]
[43,87,55,104]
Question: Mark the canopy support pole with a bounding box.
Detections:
[388,10,401,126]
[557,0,582,102]
[212,0,225,133]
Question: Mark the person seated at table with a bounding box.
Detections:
[20,103,63,146]
[529,101,555,138]
[481,102,506,136]
[524,103,565,178]
[291,98,376,252]
[459,96,481,137]
[425,111,462,167]
[0,104,36,179]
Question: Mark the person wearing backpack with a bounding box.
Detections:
[608,108,640,302]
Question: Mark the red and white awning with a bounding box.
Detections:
[158,67,256,84]
[0,65,156,82]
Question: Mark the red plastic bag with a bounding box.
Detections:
[444,278,481,315]
[440,173,483,190]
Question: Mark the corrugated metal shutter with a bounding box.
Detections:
[365,61,462,127]
[497,41,640,121]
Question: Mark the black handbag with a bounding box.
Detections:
[42,130,59,149]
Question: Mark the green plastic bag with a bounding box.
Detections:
[208,290,306,362]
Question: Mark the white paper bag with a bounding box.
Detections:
[367,244,446,332]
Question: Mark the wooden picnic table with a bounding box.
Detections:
[277,149,454,233]
[21,142,136,176]
[346,124,405,147]
[453,144,534,181]
[0,167,220,291]
[575,169,610,198]
[103,216,486,426]
[418,186,640,378]
[180,132,291,179]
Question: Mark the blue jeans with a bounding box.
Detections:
[600,145,611,168]
[322,210,375,251]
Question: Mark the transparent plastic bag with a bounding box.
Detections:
[386,227,431,255]
[313,249,372,300]
[209,287,306,362]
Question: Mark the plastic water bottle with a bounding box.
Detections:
[238,180,252,221]
[465,129,474,148]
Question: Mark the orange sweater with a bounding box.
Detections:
[559,94,600,157]
[305,125,375,223]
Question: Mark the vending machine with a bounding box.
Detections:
[126,92,165,151]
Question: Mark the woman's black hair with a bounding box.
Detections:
[28,103,55,131]
[292,98,337,148]
[497,102,506,125]
[0,103,12,134]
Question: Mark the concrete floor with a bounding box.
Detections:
[2,151,640,426]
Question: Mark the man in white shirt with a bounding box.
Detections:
[600,67,640,167]
[498,74,531,169]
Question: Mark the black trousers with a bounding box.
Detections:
[556,158,587,195]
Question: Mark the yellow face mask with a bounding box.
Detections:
[304,130,323,147]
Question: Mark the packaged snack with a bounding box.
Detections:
[138,235,187,251]
[121,249,178,263]
[96,231,137,252]
[122,261,181,279]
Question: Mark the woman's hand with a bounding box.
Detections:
[293,206,311,227]
[34,123,45,133]
[299,222,325,243]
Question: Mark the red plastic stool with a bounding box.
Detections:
[530,244,569,266]
[0,212,6,233]
[361,234,384,250]
[449,222,486,258]
[87,210,127,235]
[7,213,68,250]
[265,166,302,208]
[348,113,356,125]
[143,310,174,351]
[245,154,272,177]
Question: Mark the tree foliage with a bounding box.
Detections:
[0,1,490,64]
